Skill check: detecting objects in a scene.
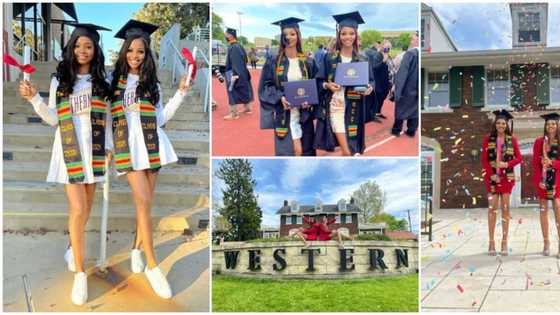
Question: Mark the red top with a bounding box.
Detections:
[302,216,318,240]
[532,136,560,199]
[316,217,336,241]
[481,134,522,194]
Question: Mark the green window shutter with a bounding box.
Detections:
[510,64,524,107]
[421,68,425,109]
[536,63,550,106]
[471,66,485,107]
[449,67,463,108]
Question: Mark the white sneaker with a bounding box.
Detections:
[131,249,145,273]
[65,247,76,272]
[144,266,172,299]
[71,272,88,306]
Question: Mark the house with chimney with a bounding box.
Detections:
[421,2,560,211]
[276,198,386,237]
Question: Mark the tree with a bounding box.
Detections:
[370,213,408,231]
[351,181,386,223]
[134,3,209,55]
[360,29,383,49]
[212,12,225,43]
[215,159,262,241]
[270,39,279,47]
[397,33,412,50]
[238,35,250,47]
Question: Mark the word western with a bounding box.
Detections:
[223,248,410,272]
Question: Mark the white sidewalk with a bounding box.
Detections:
[421,207,560,312]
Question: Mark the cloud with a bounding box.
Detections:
[280,159,320,193]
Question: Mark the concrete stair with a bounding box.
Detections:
[3,61,209,233]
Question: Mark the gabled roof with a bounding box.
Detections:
[276,203,362,214]
[421,3,458,52]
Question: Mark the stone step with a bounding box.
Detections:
[3,144,209,167]
[3,124,209,152]
[3,161,209,187]
[3,201,209,232]
[3,180,208,209]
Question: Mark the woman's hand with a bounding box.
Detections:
[280,96,291,110]
[19,80,38,101]
[497,161,509,169]
[363,84,374,96]
[105,150,113,162]
[491,174,500,183]
[542,157,551,168]
[325,82,341,93]
[178,74,191,92]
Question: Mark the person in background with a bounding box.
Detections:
[223,27,254,120]
[248,47,258,69]
[392,32,418,137]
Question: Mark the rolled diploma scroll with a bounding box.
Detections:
[186,47,197,87]
[23,46,31,81]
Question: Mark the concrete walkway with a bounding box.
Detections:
[3,230,209,312]
[421,208,560,312]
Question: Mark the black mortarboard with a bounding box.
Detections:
[272,17,305,29]
[225,27,237,38]
[541,113,560,121]
[492,109,514,121]
[115,19,158,44]
[332,11,365,28]
[69,23,111,44]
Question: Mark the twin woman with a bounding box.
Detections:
[258,11,375,157]
[18,20,190,305]
[482,110,560,257]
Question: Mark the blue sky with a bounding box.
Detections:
[73,3,143,60]
[213,159,419,233]
[213,3,419,41]
[427,2,560,50]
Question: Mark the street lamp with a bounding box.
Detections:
[236,11,243,38]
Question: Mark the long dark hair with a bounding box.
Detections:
[490,118,512,137]
[331,25,360,59]
[110,36,160,106]
[54,34,109,97]
[275,27,304,84]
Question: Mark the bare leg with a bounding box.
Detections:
[488,194,499,254]
[65,184,94,273]
[553,199,560,256]
[500,194,511,254]
[292,139,303,157]
[539,199,550,254]
[67,183,96,248]
[330,230,343,247]
[334,133,352,156]
[295,231,309,247]
[127,170,158,269]
[133,171,158,250]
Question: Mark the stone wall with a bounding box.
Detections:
[212,240,418,279]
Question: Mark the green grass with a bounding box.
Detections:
[212,274,418,312]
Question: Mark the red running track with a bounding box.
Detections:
[212,68,418,157]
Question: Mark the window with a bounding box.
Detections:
[486,69,509,106]
[296,216,303,224]
[427,72,449,107]
[421,18,426,49]
[552,66,560,104]
[341,214,347,224]
[291,215,297,225]
[335,215,341,224]
[519,12,540,43]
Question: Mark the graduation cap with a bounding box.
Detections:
[332,11,365,29]
[272,17,304,29]
[225,27,237,38]
[115,19,158,44]
[492,109,514,121]
[68,23,111,44]
[540,113,560,121]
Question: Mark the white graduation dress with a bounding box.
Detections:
[287,57,303,140]
[29,74,114,184]
[111,72,186,175]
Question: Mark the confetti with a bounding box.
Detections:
[457,284,465,293]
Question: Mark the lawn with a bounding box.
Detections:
[212,274,418,312]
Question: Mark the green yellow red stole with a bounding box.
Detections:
[487,135,515,194]
[543,138,558,200]
[111,76,160,173]
[56,86,107,183]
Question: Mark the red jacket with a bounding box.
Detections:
[316,218,336,241]
[532,136,560,199]
[481,134,522,194]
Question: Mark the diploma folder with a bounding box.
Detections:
[334,61,369,86]
[283,79,319,107]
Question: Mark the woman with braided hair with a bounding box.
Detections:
[18,23,113,305]
[314,11,374,156]
[481,109,522,256]
[259,17,318,156]
[109,19,190,299]
[532,113,560,257]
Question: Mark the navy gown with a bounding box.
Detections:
[225,42,254,105]
[394,48,418,122]
[259,54,318,156]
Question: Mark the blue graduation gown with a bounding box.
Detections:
[225,42,254,105]
[394,48,418,120]
[314,51,374,155]
[258,54,318,156]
